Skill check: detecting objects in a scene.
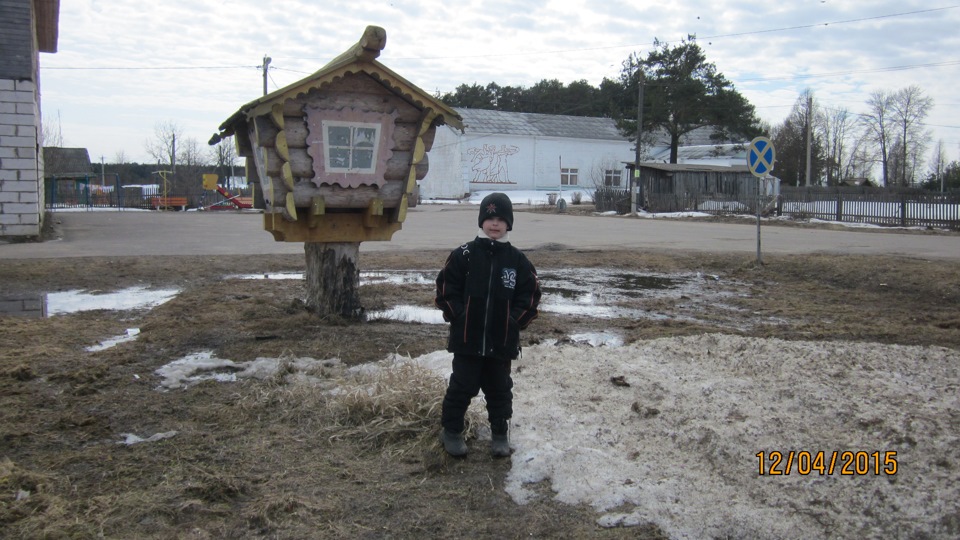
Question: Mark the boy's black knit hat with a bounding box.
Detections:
[478,192,514,231]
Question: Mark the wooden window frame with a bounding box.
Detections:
[561,167,579,186]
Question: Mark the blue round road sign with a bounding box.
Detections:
[747,137,775,177]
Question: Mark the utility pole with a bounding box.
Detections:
[805,93,813,186]
[632,70,644,213]
[262,54,272,96]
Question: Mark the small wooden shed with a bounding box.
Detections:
[639,163,761,197]
[210,26,463,243]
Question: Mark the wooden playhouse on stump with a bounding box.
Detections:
[210,26,463,317]
[210,25,463,243]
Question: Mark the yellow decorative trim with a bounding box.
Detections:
[396,194,408,223]
[264,212,401,243]
[270,103,284,129]
[365,198,384,228]
[275,131,289,161]
[393,108,437,224]
[281,162,295,190]
[413,137,425,164]
[308,196,326,229]
[285,192,297,221]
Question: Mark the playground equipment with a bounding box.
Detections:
[202,173,253,210]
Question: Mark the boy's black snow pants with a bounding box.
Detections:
[441,353,513,433]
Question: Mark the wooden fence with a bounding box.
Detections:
[612,186,960,230]
[775,187,960,229]
[616,187,960,230]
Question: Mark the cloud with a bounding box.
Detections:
[40,0,960,162]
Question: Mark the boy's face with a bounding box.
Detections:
[482,217,508,240]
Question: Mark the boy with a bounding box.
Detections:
[435,192,542,457]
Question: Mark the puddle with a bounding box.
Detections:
[228,270,434,286]
[155,351,341,390]
[2,287,179,318]
[539,268,700,299]
[366,305,445,324]
[87,328,141,352]
[230,272,303,280]
[360,271,435,286]
[568,332,624,347]
[536,268,715,321]
[46,286,179,315]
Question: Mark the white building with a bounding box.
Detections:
[420,108,635,199]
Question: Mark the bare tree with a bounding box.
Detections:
[860,90,896,187]
[209,140,239,189]
[145,121,184,171]
[772,90,824,186]
[114,150,128,165]
[175,137,209,197]
[41,110,65,148]
[928,139,947,192]
[177,137,206,168]
[891,85,933,186]
[844,131,877,183]
[821,106,854,186]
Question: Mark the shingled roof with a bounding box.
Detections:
[211,26,462,145]
[455,108,627,142]
[42,147,93,177]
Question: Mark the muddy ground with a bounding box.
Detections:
[1,217,959,538]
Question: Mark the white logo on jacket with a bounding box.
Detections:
[502,268,517,289]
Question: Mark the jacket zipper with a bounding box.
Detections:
[482,246,494,355]
[504,300,511,345]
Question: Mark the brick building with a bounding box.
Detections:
[0,0,60,237]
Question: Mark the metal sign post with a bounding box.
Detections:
[747,137,776,266]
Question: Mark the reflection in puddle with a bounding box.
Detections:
[540,292,672,320]
[0,296,46,317]
[47,286,179,315]
[537,268,709,321]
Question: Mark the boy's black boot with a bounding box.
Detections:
[490,418,511,458]
[441,429,468,457]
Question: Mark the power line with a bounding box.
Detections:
[42,65,258,70]
[738,60,960,83]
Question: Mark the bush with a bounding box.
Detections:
[571,191,582,205]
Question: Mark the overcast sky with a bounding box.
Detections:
[40,1,960,168]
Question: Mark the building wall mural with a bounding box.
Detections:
[467,144,520,184]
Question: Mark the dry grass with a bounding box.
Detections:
[1,248,957,538]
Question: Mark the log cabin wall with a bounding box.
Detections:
[241,72,437,216]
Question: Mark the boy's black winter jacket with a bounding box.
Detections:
[435,237,541,361]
